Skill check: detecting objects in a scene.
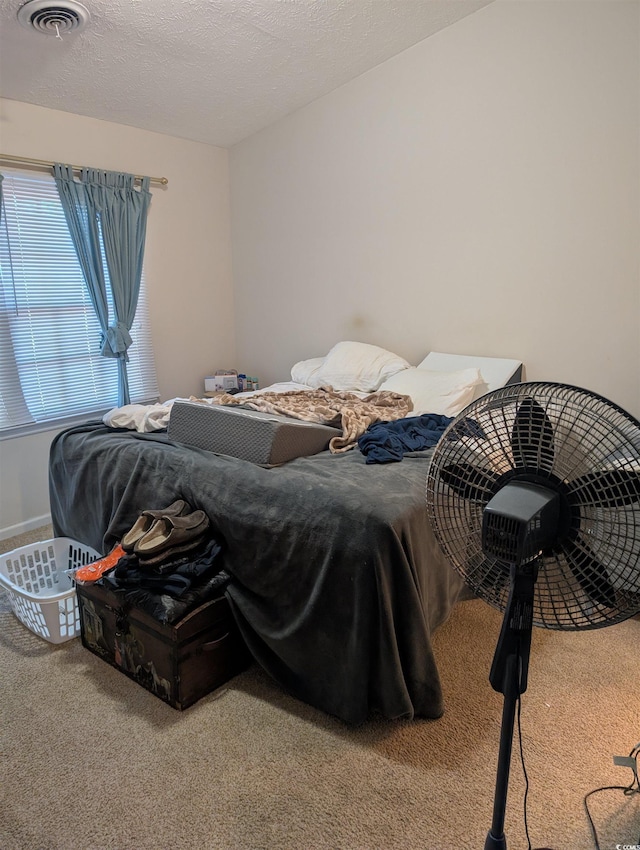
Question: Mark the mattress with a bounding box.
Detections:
[168,400,342,465]
[50,421,467,723]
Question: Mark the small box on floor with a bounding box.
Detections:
[76,580,251,710]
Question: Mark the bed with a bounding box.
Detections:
[49,343,522,725]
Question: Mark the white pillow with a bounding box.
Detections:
[291,357,325,387]
[379,367,485,418]
[313,341,410,392]
[417,351,522,393]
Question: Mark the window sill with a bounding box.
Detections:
[0,398,159,441]
[0,412,109,441]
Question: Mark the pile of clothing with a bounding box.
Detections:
[75,500,228,624]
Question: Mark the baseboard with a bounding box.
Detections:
[0,513,52,543]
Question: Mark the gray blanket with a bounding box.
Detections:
[49,422,467,724]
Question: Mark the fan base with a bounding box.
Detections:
[484,831,506,849]
[485,834,555,850]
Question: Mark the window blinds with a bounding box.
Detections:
[0,170,158,434]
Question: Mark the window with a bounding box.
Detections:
[0,170,159,436]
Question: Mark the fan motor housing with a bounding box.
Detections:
[483,480,560,564]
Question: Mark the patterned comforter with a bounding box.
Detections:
[103,387,413,453]
[208,387,412,452]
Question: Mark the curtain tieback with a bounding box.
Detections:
[101,322,132,360]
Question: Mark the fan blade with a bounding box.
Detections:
[446,416,487,441]
[440,463,499,501]
[469,557,510,602]
[569,469,640,508]
[511,397,555,471]
[563,539,617,608]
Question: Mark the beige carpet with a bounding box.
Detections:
[1,527,639,850]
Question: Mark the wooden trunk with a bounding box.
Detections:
[77,581,251,710]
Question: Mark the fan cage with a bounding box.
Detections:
[426,382,640,631]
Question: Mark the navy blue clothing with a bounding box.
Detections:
[358,414,454,463]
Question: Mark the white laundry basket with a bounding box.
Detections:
[0,537,100,643]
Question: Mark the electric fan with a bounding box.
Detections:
[425,381,640,849]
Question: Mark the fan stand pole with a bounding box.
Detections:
[484,653,521,850]
[484,565,535,850]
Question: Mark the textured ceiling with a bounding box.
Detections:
[0,0,493,148]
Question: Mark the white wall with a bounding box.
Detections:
[230,0,640,417]
[0,99,235,537]
[3,0,640,537]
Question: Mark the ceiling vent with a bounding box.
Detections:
[17,0,90,36]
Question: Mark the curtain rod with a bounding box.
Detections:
[0,153,168,186]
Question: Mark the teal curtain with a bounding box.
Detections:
[54,164,151,405]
